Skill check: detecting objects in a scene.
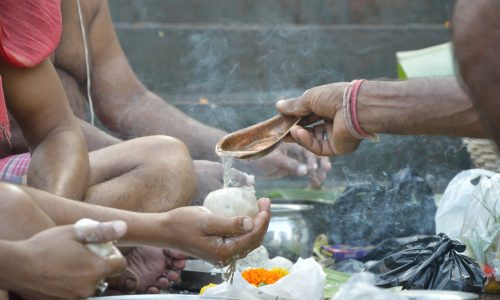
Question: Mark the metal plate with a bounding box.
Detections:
[88,295,236,300]
[397,290,479,300]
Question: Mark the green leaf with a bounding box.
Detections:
[396,42,455,79]
[323,268,351,298]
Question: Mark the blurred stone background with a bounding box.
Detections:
[108,0,470,192]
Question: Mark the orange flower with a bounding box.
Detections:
[241,267,289,287]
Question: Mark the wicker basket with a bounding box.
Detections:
[463,138,500,173]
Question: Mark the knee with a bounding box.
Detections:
[0,183,55,240]
[0,183,36,215]
[144,136,197,206]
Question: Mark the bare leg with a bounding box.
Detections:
[0,183,54,241]
[85,135,196,212]
[84,136,195,293]
[0,183,55,299]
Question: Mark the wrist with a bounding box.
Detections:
[0,240,28,291]
[356,80,395,135]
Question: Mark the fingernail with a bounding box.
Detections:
[312,163,318,170]
[276,100,285,107]
[298,165,307,176]
[243,218,254,231]
[112,221,127,236]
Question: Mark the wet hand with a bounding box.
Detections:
[11,221,128,299]
[276,83,362,156]
[163,198,271,266]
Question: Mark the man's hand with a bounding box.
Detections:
[246,143,332,188]
[193,160,255,205]
[163,198,271,266]
[276,83,362,156]
[10,221,127,300]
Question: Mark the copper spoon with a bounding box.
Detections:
[215,114,302,160]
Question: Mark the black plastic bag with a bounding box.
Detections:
[366,234,486,293]
[326,168,437,246]
[361,235,436,262]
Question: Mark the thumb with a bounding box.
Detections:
[73,219,128,244]
[203,215,255,237]
[276,93,312,117]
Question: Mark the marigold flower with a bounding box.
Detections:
[241,267,289,286]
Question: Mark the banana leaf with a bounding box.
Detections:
[396,42,455,79]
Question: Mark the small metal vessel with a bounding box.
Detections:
[263,203,314,261]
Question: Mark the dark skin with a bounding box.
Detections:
[39,0,330,186]
[0,58,88,200]
[277,78,485,156]
[453,0,500,148]
[0,184,127,300]
[275,3,500,158]
[0,181,270,299]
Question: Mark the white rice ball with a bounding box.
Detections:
[203,187,258,218]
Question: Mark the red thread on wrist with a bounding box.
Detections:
[349,79,370,137]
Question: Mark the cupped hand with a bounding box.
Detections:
[163,198,271,266]
[276,83,362,156]
[11,221,128,300]
[193,160,255,205]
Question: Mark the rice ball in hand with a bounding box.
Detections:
[203,187,258,218]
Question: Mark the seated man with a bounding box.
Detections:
[0,0,195,294]
[48,0,331,189]
[0,10,271,297]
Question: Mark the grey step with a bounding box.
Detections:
[116,24,450,95]
[109,0,455,25]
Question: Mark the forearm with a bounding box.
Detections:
[28,127,89,200]
[21,185,170,248]
[0,240,24,290]
[105,91,224,160]
[358,78,486,137]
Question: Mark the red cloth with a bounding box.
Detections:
[0,76,8,142]
[0,0,62,141]
[0,0,62,67]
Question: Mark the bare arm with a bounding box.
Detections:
[89,0,223,160]
[1,59,89,199]
[358,78,484,137]
[19,184,270,266]
[277,77,486,156]
[86,0,329,183]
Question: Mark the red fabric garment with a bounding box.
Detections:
[0,0,62,141]
[0,0,62,67]
[0,76,8,142]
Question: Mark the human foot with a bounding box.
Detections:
[108,246,186,294]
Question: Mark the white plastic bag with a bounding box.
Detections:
[436,169,500,274]
[202,257,326,300]
[330,272,405,300]
[460,173,500,272]
[435,169,496,241]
